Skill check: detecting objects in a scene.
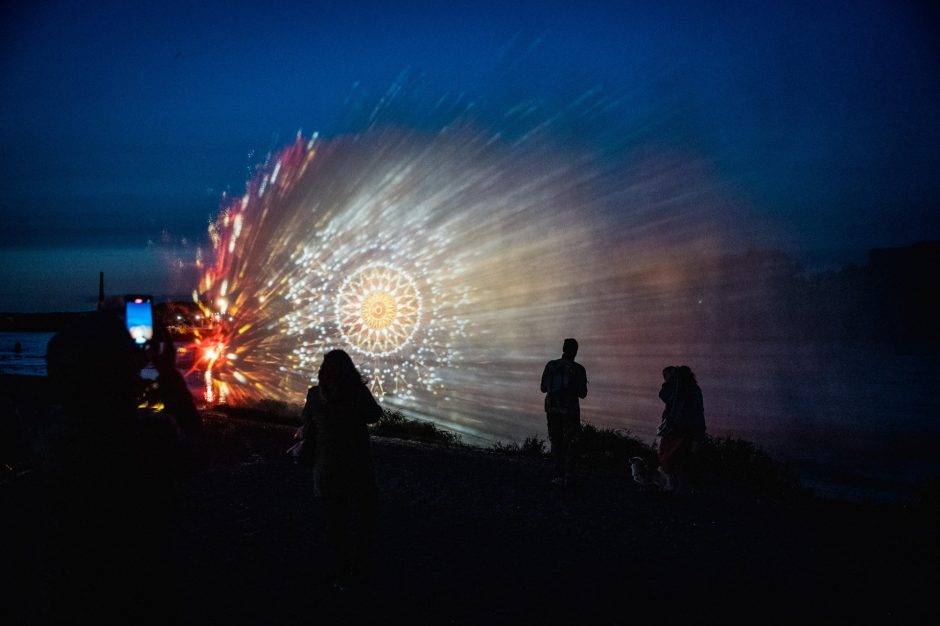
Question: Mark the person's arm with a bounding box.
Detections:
[690,389,706,451]
[540,362,551,393]
[287,387,319,465]
[691,387,706,438]
[658,381,672,404]
[150,323,201,436]
[148,322,207,474]
[358,384,383,424]
[301,386,319,439]
[657,379,679,435]
[578,365,588,399]
[158,369,201,431]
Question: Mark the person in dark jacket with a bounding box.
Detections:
[657,365,706,492]
[302,349,383,591]
[540,338,588,485]
[36,310,205,625]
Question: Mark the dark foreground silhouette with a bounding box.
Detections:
[2,376,937,625]
[541,338,588,485]
[2,310,205,626]
[300,349,383,592]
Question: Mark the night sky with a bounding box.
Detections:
[1,0,938,311]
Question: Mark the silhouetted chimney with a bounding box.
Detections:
[97,271,105,311]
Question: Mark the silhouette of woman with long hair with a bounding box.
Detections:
[301,349,383,592]
[657,365,706,492]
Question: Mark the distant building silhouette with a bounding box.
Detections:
[631,240,940,352]
[867,241,940,350]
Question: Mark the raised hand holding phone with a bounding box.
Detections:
[124,295,154,347]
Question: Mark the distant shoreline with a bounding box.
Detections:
[0,312,90,332]
[0,307,198,339]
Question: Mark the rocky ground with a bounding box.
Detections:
[178,416,935,624]
[2,374,937,624]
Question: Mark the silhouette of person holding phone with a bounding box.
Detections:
[36,309,205,624]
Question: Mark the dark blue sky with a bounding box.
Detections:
[1,0,938,310]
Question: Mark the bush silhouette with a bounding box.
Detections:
[370,408,463,445]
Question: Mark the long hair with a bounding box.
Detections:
[662,365,699,407]
[676,365,698,387]
[317,349,365,401]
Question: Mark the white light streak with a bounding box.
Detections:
[196,127,741,443]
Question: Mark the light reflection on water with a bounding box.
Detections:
[0,331,54,377]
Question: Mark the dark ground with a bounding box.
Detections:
[2,374,937,624]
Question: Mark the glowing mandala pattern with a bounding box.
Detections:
[337,264,421,356]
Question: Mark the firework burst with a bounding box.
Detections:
[193,123,742,443]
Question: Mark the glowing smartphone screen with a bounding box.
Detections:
[126,297,154,346]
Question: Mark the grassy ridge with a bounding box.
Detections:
[4,376,932,506]
[212,402,464,445]
[492,425,808,499]
[213,398,808,500]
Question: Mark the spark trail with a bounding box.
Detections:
[194,125,740,443]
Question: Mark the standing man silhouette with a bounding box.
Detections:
[541,338,588,485]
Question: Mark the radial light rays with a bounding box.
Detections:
[193,127,741,443]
